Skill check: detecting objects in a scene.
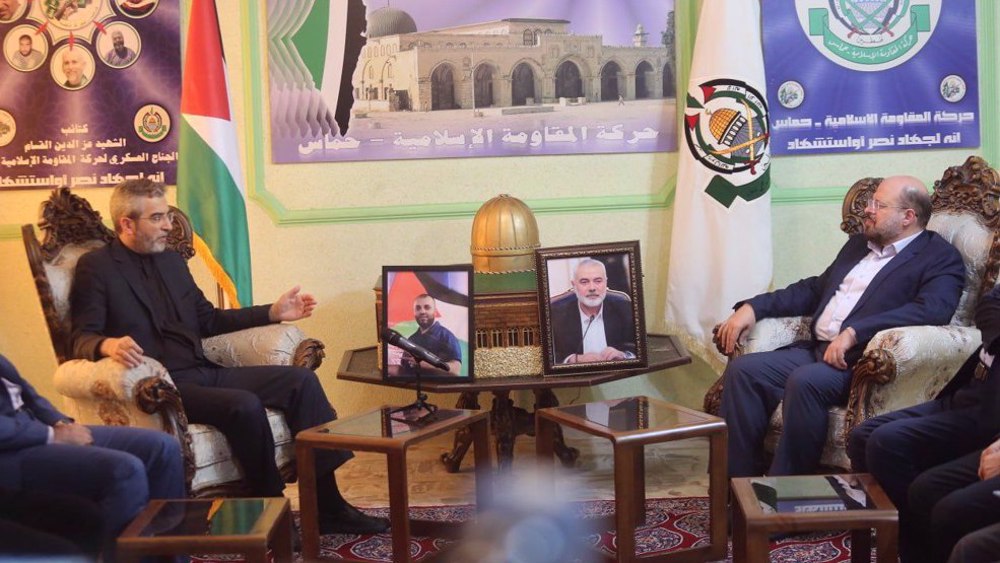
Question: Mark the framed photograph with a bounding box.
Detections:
[381,265,474,381]
[536,241,647,375]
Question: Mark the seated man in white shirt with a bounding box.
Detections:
[714,175,965,477]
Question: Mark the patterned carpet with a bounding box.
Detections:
[192,497,876,562]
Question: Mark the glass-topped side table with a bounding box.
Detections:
[117,497,292,563]
[730,473,897,563]
[296,407,492,562]
[536,396,728,562]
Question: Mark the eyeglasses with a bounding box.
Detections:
[134,211,175,225]
[863,198,908,213]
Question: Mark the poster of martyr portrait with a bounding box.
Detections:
[0,0,179,191]
[266,0,677,164]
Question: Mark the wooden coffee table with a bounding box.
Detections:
[117,497,292,563]
[730,473,898,563]
[536,396,728,562]
[296,406,492,562]
[338,334,692,473]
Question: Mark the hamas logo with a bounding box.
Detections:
[684,78,770,208]
[797,1,939,72]
[134,104,170,142]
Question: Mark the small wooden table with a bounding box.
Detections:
[730,473,898,563]
[338,334,691,472]
[296,406,492,562]
[117,497,292,563]
[536,396,728,562]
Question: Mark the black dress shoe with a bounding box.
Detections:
[319,503,390,535]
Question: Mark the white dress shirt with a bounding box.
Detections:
[814,230,923,341]
[1,376,24,410]
[579,304,609,355]
[3,376,58,443]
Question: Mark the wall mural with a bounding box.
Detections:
[0,0,179,190]
[266,0,677,164]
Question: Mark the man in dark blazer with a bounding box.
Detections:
[550,258,636,365]
[715,175,965,478]
[0,353,184,557]
[69,178,387,534]
[849,284,1000,563]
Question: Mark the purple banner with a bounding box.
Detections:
[764,0,979,155]
[0,0,180,190]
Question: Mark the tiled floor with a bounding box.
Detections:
[285,428,713,510]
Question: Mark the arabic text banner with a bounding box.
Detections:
[764,0,978,155]
[267,0,679,164]
[0,0,180,191]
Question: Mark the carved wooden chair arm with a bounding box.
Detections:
[52,357,197,489]
[842,325,982,441]
[201,324,325,370]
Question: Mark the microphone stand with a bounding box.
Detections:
[390,360,438,426]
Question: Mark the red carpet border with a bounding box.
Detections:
[192,496,876,562]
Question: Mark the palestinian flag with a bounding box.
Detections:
[177,0,252,306]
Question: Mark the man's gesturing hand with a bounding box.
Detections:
[99,336,144,368]
[269,285,317,322]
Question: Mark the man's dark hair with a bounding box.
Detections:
[899,183,932,228]
[18,34,30,43]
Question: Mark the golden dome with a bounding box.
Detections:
[470,194,540,273]
[709,107,741,144]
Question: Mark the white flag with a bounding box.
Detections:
[665,0,773,369]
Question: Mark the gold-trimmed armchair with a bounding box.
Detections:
[22,187,326,496]
[703,155,1000,470]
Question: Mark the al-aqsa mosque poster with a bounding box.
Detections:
[265,0,678,164]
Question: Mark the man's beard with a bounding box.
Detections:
[416,315,433,329]
[863,217,900,247]
[579,293,605,308]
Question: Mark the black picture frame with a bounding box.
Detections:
[381,264,475,382]
[536,241,647,375]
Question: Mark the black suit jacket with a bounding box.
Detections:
[550,292,636,363]
[936,284,1000,417]
[69,239,272,363]
[744,231,965,367]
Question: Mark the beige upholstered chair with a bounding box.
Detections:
[704,155,1000,470]
[22,188,326,496]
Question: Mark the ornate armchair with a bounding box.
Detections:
[703,155,1000,470]
[22,188,326,496]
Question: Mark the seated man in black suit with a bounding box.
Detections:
[69,178,388,534]
[849,283,1000,563]
[550,258,636,365]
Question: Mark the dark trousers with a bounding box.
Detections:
[720,344,852,477]
[909,450,1000,563]
[171,364,352,508]
[0,487,105,559]
[847,371,999,563]
[948,521,1000,563]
